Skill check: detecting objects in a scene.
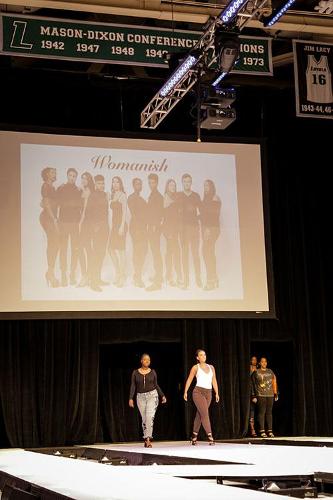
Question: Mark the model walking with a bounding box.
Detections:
[184,349,220,445]
[129,354,166,447]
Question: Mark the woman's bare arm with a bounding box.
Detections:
[183,365,198,400]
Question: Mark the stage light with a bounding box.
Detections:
[218,40,240,72]
[263,0,296,26]
[160,54,198,97]
[212,72,227,87]
[219,0,249,24]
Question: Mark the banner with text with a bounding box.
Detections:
[0,14,272,75]
[293,39,333,119]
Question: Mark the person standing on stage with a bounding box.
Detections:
[201,179,221,291]
[56,168,82,287]
[163,179,182,287]
[128,178,148,288]
[109,176,127,288]
[179,174,202,289]
[77,172,95,287]
[146,173,164,292]
[84,174,109,292]
[129,353,167,448]
[183,349,220,445]
[251,357,278,438]
[40,167,59,287]
[248,356,258,437]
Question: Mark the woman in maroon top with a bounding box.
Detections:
[201,180,221,291]
[129,353,166,447]
[40,167,59,287]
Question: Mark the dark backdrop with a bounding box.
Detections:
[0,58,331,447]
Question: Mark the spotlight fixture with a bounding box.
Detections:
[213,31,240,87]
[263,0,296,26]
[219,0,250,24]
[218,39,240,73]
[160,54,198,97]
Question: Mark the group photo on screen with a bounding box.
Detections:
[20,143,244,302]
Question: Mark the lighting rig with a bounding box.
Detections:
[140,0,297,130]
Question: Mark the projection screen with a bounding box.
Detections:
[0,131,274,318]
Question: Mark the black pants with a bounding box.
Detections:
[40,212,59,271]
[257,396,274,431]
[89,223,109,284]
[59,222,79,275]
[78,221,93,277]
[164,232,182,282]
[147,226,163,284]
[181,225,201,286]
[202,226,220,283]
[130,224,147,280]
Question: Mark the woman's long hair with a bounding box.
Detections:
[111,176,125,196]
[203,179,216,201]
[41,167,55,182]
[81,171,95,192]
[164,178,177,199]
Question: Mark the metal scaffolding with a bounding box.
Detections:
[140,0,270,129]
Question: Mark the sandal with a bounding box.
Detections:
[207,433,215,445]
[260,431,267,438]
[190,432,198,445]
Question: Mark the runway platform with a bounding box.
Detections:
[1,438,333,499]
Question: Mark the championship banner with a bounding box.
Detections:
[293,39,333,119]
[0,13,272,75]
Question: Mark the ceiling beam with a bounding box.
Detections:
[1,0,333,36]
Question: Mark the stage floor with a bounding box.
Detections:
[1,438,333,499]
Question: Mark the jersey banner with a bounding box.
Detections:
[293,39,333,119]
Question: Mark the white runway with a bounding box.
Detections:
[1,439,333,499]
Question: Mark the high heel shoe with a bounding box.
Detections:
[207,433,215,445]
[61,272,68,287]
[45,271,59,288]
[145,437,152,448]
[76,275,89,287]
[116,274,126,288]
[190,432,198,445]
[204,279,219,291]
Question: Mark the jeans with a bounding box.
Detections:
[136,389,159,439]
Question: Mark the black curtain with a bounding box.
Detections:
[0,320,99,447]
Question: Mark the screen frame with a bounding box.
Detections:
[0,125,275,320]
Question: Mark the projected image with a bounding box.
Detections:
[21,144,243,303]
